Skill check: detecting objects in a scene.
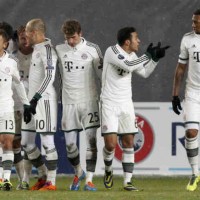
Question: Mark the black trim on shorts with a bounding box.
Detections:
[63,125,100,133]
[0,132,15,134]
[101,131,138,136]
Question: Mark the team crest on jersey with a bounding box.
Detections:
[81,53,88,60]
[118,54,125,60]
[36,53,40,58]
[102,125,108,132]
[5,67,10,73]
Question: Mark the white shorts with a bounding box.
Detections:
[101,101,138,135]
[22,99,58,133]
[62,100,100,132]
[0,112,15,134]
[183,90,200,130]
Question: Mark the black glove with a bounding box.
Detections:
[146,42,170,62]
[29,93,41,115]
[23,105,32,124]
[172,96,182,115]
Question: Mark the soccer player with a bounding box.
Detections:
[21,18,58,191]
[0,28,30,191]
[0,21,19,189]
[12,25,33,190]
[101,27,169,191]
[56,19,102,191]
[172,8,200,191]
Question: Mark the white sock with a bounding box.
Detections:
[86,171,93,183]
[14,159,24,182]
[47,170,57,185]
[23,159,32,183]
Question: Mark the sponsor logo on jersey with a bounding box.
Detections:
[118,54,125,60]
[192,44,196,48]
[36,53,40,58]
[81,53,88,60]
[5,67,10,73]
[102,125,108,132]
[63,54,68,58]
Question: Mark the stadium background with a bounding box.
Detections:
[0,0,199,175]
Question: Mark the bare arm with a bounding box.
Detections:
[172,62,187,96]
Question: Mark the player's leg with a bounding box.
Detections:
[82,101,100,191]
[0,134,14,191]
[64,130,85,190]
[13,136,24,190]
[101,102,118,189]
[13,111,24,190]
[0,112,16,191]
[21,151,32,190]
[38,134,58,191]
[62,103,85,191]
[35,99,58,191]
[21,130,47,190]
[84,127,98,191]
[0,144,3,188]
[121,134,138,191]
[102,134,117,189]
[119,102,139,191]
[184,97,200,191]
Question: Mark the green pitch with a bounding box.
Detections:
[0,176,200,200]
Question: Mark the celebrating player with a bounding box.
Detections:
[21,19,58,191]
[101,27,169,191]
[172,8,200,191]
[12,25,33,190]
[56,19,102,191]
[0,28,30,191]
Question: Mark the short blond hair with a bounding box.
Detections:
[26,19,46,33]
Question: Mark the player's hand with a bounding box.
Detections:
[172,96,182,115]
[23,105,32,124]
[146,42,170,62]
[29,93,41,115]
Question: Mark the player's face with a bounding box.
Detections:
[0,35,8,55]
[64,32,82,47]
[18,31,28,48]
[128,32,140,52]
[192,14,200,34]
[25,27,35,46]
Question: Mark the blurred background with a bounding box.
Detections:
[1,0,199,101]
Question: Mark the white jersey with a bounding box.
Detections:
[13,50,32,111]
[28,38,57,100]
[178,32,200,91]
[0,51,29,112]
[56,38,102,104]
[101,44,158,105]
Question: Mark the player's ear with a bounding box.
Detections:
[125,39,130,46]
[3,41,8,50]
[79,31,82,37]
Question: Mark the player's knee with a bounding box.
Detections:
[13,139,21,149]
[46,149,58,161]
[22,144,36,153]
[66,143,77,153]
[105,143,116,152]
[186,129,198,138]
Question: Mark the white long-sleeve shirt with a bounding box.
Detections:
[28,39,57,100]
[0,51,29,112]
[13,50,32,111]
[101,44,158,105]
[178,31,200,91]
[56,38,102,104]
